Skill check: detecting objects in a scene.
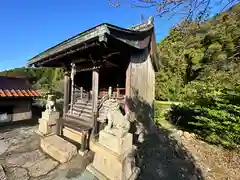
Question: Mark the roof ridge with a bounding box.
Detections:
[129,16,154,31]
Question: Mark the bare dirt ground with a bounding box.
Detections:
[180,132,240,180]
[0,122,93,180]
[136,127,240,180]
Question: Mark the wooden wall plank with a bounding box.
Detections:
[126,47,156,133]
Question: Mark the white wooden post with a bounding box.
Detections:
[108,86,112,98]
[91,69,99,138]
[70,62,76,113]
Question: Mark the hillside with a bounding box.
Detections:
[156,3,240,101]
[0,67,64,95]
[155,3,240,149]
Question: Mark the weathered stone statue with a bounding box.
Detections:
[104,99,130,138]
[46,95,56,113]
[37,94,59,137]
[86,98,140,180]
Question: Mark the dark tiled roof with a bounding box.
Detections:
[0,76,40,97]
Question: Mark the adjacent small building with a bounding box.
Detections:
[0,76,41,123]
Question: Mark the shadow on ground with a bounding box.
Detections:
[126,90,204,180]
[135,130,203,180]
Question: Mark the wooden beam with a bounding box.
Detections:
[91,69,99,138]
[103,60,119,68]
[76,65,101,72]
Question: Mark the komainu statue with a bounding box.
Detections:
[46,94,56,113]
[103,99,130,138]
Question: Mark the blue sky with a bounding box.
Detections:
[0,0,234,71]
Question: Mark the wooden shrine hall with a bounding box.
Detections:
[27,17,160,152]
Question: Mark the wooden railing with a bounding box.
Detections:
[99,87,125,99]
[73,85,89,102]
[69,86,126,112]
[115,88,125,99]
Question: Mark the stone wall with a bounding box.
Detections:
[0,98,32,122]
[12,100,32,121]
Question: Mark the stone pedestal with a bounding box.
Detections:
[99,130,132,155]
[87,130,140,180]
[36,111,60,136]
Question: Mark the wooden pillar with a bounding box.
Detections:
[108,86,112,98]
[63,72,70,115]
[70,63,76,113]
[80,87,83,99]
[91,69,99,138]
[125,63,131,113]
[57,72,70,136]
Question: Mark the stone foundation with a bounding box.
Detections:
[37,111,59,136]
[98,130,132,155]
[87,130,140,180]
[40,135,77,163]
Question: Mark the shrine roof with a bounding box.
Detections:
[27,18,157,68]
[0,76,41,98]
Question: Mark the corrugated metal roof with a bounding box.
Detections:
[0,76,40,98]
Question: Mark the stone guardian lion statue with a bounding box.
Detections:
[46,94,56,113]
[103,99,130,138]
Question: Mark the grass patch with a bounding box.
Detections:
[154,100,178,130]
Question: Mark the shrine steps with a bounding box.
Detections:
[64,99,107,126]
[61,99,107,150]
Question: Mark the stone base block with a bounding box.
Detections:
[40,135,77,163]
[90,141,138,180]
[41,111,60,125]
[90,141,132,162]
[62,127,85,144]
[87,163,140,180]
[38,119,50,135]
[38,119,56,136]
[99,130,132,155]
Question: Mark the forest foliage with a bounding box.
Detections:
[0,67,65,100]
[0,3,239,148]
[156,3,240,149]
